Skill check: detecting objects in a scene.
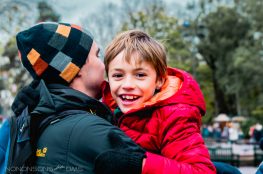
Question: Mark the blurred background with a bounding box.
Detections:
[0,0,262,172]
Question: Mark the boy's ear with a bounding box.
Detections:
[156,77,165,90]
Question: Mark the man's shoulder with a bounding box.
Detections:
[38,110,113,142]
[56,109,112,127]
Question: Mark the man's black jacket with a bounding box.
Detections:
[11,80,142,174]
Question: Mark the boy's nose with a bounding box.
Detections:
[121,76,135,90]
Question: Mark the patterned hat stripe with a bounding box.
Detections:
[71,24,82,31]
[56,24,71,38]
[79,33,93,51]
[27,48,40,65]
[60,62,80,82]
[48,33,67,51]
[33,57,48,76]
[17,22,93,84]
[27,48,48,76]
[50,52,72,72]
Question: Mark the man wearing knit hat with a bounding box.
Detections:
[1,22,145,174]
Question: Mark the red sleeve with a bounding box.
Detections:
[142,105,216,174]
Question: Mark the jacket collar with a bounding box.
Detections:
[31,80,113,123]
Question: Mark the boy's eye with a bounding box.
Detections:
[112,74,123,78]
[136,73,146,78]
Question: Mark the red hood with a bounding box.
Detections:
[102,67,206,116]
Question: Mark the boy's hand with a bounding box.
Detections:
[94,130,146,174]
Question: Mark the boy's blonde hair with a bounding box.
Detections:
[104,30,167,79]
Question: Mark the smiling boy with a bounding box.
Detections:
[101,30,216,174]
[107,50,164,113]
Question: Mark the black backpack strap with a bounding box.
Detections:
[37,113,69,137]
[7,107,31,174]
[6,109,91,174]
[28,110,81,157]
[13,143,32,169]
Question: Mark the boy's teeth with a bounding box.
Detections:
[122,95,138,100]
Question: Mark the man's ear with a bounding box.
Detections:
[156,77,165,90]
[77,58,89,77]
[76,69,83,77]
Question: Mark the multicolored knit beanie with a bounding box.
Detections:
[16,22,93,84]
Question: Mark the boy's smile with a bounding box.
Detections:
[108,51,164,113]
[119,94,140,107]
[120,94,140,101]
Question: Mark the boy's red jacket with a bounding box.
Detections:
[102,67,216,174]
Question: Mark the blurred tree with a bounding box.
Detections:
[37,1,60,22]
[120,0,192,71]
[0,1,37,43]
[2,37,29,88]
[0,0,60,115]
[2,1,60,88]
[0,1,37,115]
[0,43,4,91]
[82,0,192,68]
[237,0,263,31]
[194,0,263,124]
[196,64,214,124]
[233,0,263,118]
[81,3,121,49]
[230,45,263,117]
[197,7,250,115]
